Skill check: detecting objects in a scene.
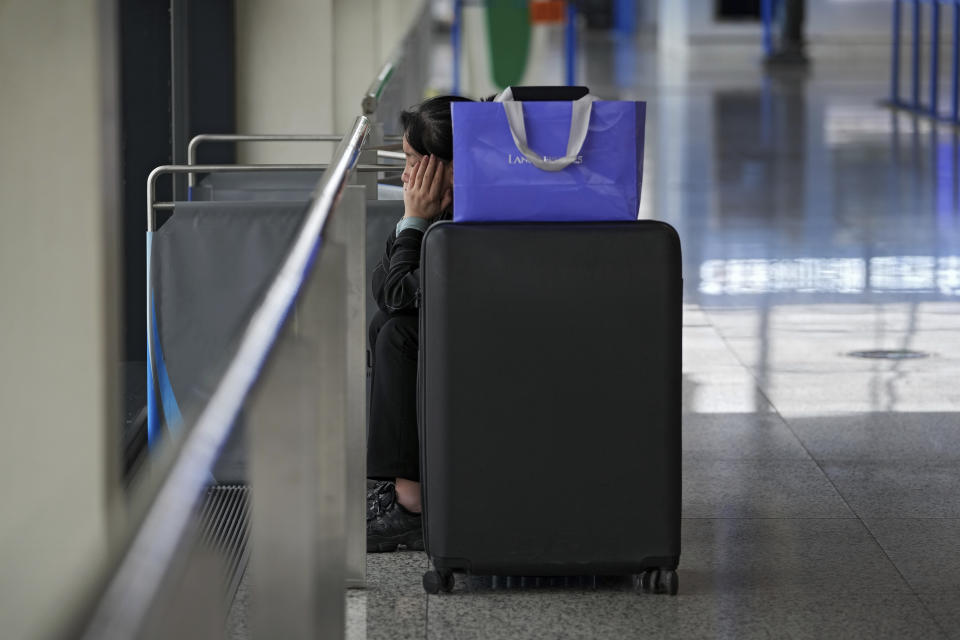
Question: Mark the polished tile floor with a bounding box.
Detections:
[234,31,960,640]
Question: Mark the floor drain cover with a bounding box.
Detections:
[847,349,929,360]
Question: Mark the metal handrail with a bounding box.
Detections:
[185,135,404,186]
[377,150,405,161]
[147,163,401,230]
[187,135,343,186]
[81,114,373,640]
[76,0,431,635]
[363,59,396,115]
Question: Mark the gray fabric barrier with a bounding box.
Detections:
[150,198,403,481]
[151,201,308,481]
[190,182,403,328]
[193,171,404,204]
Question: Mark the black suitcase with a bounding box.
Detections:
[418,221,682,595]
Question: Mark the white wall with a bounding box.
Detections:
[235,0,425,163]
[334,0,423,133]
[0,1,121,638]
[376,0,427,77]
[235,0,336,163]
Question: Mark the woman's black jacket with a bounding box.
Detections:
[371,210,452,316]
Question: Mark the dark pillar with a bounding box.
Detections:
[766,0,810,66]
[119,1,173,364]
[119,0,236,365]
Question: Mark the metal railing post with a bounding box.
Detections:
[356,148,380,199]
[566,2,577,86]
[249,286,346,640]
[932,0,942,118]
[762,0,774,57]
[953,1,959,122]
[325,185,367,588]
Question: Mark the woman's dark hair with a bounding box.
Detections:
[399,95,474,161]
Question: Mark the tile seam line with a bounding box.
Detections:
[859,510,960,614]
[854,517,960,520]
[680,516,960,522]
[687,516,960,521]
[680,516,866,520]
[699,306,926,603]
[682,456,840,461]
[916,590,954,638]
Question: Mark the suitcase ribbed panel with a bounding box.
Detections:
[197,484,250,604]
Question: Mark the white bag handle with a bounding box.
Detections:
[495,87,595,172]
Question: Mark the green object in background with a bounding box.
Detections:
[485,0,531,90]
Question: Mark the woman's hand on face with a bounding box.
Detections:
[403,154,451,220]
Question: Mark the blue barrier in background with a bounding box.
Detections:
[888,0,960,123]
[762,0,782,57]
[613,0,636,36]
[566,2,577,86]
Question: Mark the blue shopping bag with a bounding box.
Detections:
[451,91,645,222]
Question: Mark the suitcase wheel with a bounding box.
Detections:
[423,569,455,594]
[634,569,678,596]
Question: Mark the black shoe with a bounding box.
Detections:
[367,480,395,520]
[367,483,424,552]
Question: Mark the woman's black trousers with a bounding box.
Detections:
[367,310,421,482]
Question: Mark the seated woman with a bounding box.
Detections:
[366,95,472,552]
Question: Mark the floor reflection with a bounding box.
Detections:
[609,48,960,307]
[348,31,960,640]
[699,255,960,297]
